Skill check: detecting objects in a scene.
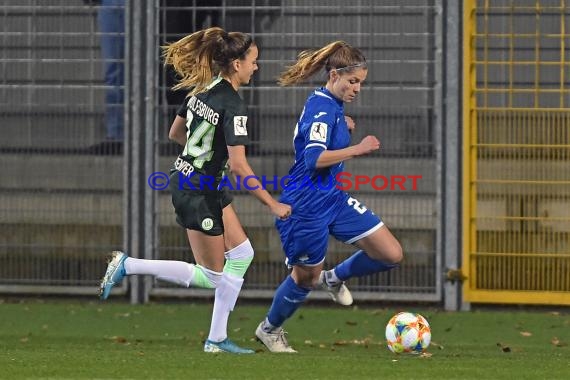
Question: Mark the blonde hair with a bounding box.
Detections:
[278,41,367,86]
[162,27,254,95]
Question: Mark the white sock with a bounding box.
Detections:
[124,258,195,287]
[208,273,244,342]
[325,269,341,286]
[262,318,278,333]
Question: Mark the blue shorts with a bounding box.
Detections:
[275,195,383,266]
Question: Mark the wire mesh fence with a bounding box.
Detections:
[0,0,442,302]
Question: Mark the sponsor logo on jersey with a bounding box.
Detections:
[310,122,327,142]
[233,116,248,136]
[201,218,214,231]
[314,111,327,119]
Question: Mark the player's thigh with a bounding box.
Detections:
[353,225,403,263]
[186,229,226,272]
[330,196,402,263]
[221,203,248,251]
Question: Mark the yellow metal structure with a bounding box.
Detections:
[463,0,570,304]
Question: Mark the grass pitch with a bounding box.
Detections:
[1,299,569,379]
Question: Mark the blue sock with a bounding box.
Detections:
[334,250,399,281]
[266,275,311,328]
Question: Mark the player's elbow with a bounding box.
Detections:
[168,129,178,142]
[304,148,323,172]
[168,127,185,144]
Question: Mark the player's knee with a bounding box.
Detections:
[223,239,254,278]
[192,264,222,289]
[291,268,318,289]
[297,278,316,289]
[386,242,403,264]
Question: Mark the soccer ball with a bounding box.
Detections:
[385,311,431,353]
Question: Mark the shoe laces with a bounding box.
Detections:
[272,328,291,347]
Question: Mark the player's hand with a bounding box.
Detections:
[270,201,292,220]
[355,135,380,155]
[345,116,356,133]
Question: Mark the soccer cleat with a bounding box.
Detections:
[203,338,255,354]
[255,322,297,353]
[99,250,127,300]
[317,270,353,306]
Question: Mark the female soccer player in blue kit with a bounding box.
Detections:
[256,41,403,352]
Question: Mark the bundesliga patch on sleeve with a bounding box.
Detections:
[233,116,248,136]
[310,122,328,142]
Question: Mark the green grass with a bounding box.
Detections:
[1,299,569,379]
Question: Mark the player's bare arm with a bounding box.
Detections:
[315,135,380,169]
[168,115,188,146]
[227,145,291,219]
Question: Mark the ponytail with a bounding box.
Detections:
[162,27,254,95]
[278,41,366,86]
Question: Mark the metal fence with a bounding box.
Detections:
[462,0,570,305]
[0,1,444,303]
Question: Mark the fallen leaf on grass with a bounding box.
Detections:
[332,338,372,347]
[419,352,432,358]
[430,341,444,350]
[345,320,357,326]
[519,331,532,337]
[551,337,567,347]
[110,336,128,344]
[496,342,511,352]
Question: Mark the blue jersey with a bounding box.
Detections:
[281,87,351,216]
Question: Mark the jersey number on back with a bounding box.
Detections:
[184,111,215,169]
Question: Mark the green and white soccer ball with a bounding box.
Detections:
[385,311,431,353]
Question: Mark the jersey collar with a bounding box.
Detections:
[314,87,343,107]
